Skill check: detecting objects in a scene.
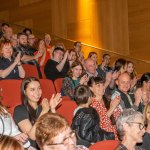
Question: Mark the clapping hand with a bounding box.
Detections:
[49,93,62,113]
[80,74,89,85]
[41,98,50,113]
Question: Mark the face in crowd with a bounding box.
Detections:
[116,73,131,94]
[53,49,64,63]
[1,42,13,59]
[22,78,42,106]
[84,58,96,75]
[18,34,28,46]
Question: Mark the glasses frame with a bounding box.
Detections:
[127,122,145,130]
[47,131,76,146]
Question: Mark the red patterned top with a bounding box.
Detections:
[91,99,121,139]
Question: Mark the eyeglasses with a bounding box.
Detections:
[127,122,145,130]
[47,131,76,146]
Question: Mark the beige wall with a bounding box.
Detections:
[0,0,129,54]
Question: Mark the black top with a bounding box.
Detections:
[140,132,150,150]
[71,107,115,148]
[0,57,19,80]
[14,105,42,149]
[44,59,69,81]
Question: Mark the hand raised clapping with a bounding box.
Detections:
[41,93,62,113]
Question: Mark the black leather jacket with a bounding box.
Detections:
[71,107,114,148]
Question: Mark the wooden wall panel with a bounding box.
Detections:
[128,0,150,62]
[0,0,129,56]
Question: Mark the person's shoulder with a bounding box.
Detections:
[76,107,98,116]
[45,59,58,66]
[14,105,26,113]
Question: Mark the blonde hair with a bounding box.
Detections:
[0,135,24,150]
[143,102,150,125]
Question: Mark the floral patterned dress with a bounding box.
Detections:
[91,99,121,139]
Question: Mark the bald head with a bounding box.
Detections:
[84,58,96,75]
[116,73,131,93]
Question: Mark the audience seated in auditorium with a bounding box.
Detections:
[23,28,32,37]
[0,100,30,148]
[83,58,100,77]
[114,58,127,74]
[13,77,62,149]
[140,102,150,150]
[15,32,41,59]
[44,33,51,48]
[68,49,78,67]
[62,61,89,100]
[72,85,115,148]
[134,72,150,112]
[74,41,84,63]
[44,33,52,58]
[88,52,98,66]
[84,58,113,90]
[0,40,25,80]
[10,34,18,48]
[28,34,36,47]
[34,39,47,66]
[111,73,137,113]
[0,22,10,40]
[88,77,120,139]
[44,47,70,81]
[15,32,43,77]
[97,53,112,80]
[126,61,138,92]
[36,112,88,150]
[115,108,145,150]
[3,27,13,40]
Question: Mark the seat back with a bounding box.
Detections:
[39,79,56,100]
[54,78,64,93]
[40,66,46,79]
[0,79,22,115]
[22,64,39,78]
[56,99,77,125]
[89,140,119,150]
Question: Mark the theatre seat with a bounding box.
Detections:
[89,140,119,150]
[39,79,56,100]
[56,99,77,125]
[54,78,64,93]
[22,64,40,78]
[0,79,22,115]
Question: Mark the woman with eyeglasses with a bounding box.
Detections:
[115,108,145,150]
[140,102,150,150]
[36,112,88,150]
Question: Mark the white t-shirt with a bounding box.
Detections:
[0,108,21,136]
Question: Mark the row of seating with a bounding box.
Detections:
[0,78,77,125]
[89,140,119,150]
[22,64,45,79]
